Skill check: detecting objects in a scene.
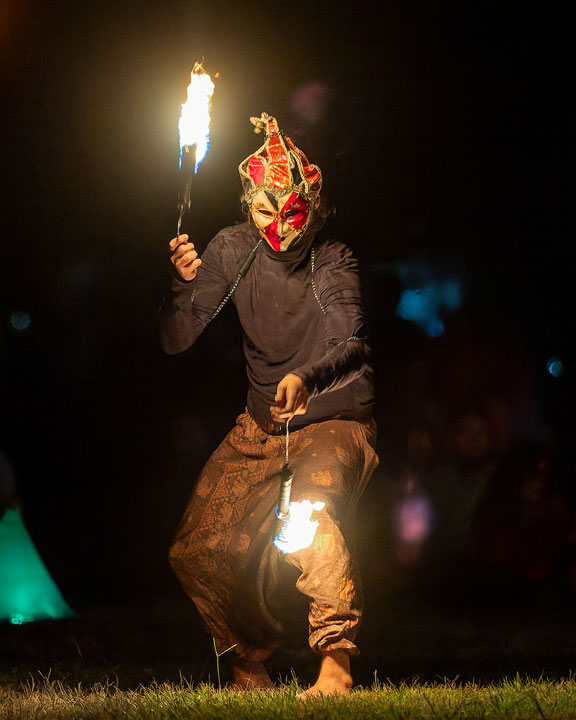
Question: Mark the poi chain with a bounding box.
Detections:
[284,417,291,466]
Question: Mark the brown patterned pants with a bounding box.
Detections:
[169,411,378,661]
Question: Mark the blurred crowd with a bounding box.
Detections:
[372,307,576,615]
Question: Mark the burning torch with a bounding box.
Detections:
[177,61,216,237]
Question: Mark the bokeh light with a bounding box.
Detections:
[0,509,73,624]
[394,493,434,544]
[9,311,31,332]
[546,357,564,378]
[395,279,462,338]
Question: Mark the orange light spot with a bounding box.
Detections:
[311,470,333,487]
[335,445,351,466]
[338,578,355,602]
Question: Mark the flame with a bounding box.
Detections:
[273,500,325,554]
[178,62,215,172]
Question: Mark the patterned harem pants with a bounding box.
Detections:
[169,411,378,661]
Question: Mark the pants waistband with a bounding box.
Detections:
[249,411,285,435]
[248,408,374,436]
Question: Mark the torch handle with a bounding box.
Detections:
[177,143,197,236]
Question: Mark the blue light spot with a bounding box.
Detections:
[396,286,447,338]
[396,288,426,323]
[547,357,564,378]
[442,280,462,311]
[394,262,465,338]
[426,318,445,338]
[9,311,31,332]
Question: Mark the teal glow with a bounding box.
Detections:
[546,357,564,378]
[10,613,34,625]
[394,261,464,338]
[396,286,448,337]
[9,311,31,331]
[0,509,73,624]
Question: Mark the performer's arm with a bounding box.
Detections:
[292,243,369,397]
[160,233,231,354]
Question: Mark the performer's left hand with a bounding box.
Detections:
[271,374,310,422]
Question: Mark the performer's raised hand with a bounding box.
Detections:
[170,234,202,281]
[271,374,310,422]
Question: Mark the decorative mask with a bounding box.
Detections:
[239,113,322,251]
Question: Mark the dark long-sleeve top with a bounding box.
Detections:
[160,221,375,430]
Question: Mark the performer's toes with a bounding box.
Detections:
[231,661,274,690]
[297,678,352,699]
[297,649,353,699]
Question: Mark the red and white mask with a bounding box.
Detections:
[239,112,322,252]
[250,190,311,251]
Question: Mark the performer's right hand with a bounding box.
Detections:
[170,234,202,281]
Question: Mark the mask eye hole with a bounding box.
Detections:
[255,207,274,219]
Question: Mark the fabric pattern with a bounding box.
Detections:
[169,411,378,661]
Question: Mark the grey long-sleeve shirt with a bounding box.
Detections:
[160,221,375,430]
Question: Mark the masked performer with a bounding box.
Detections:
[161,113,378,696]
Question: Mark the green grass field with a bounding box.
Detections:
[1,675,576,719]
[2,594,575,718]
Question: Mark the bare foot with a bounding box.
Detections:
[231,660,274,690]
[297,649,353,699]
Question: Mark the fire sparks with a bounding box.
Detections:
[178,61,215,172]
[274,500,325,554]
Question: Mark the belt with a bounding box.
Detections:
[248,407,374,436]
[249,411,286,436]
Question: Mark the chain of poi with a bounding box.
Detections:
[209,238,263,322]
[274,413,326,554]
[284,417,291,466]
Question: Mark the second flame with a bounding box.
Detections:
[273,500,326,554]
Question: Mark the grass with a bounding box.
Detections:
[2,596,575,717]
[1,674,576,719]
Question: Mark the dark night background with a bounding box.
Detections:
[1,0,575,684]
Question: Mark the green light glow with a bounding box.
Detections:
[0,509,73,624]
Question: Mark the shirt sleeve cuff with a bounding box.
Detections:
[170,274,196,294]
[290,369,316,397]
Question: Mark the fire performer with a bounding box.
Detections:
[161,113,378,696]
